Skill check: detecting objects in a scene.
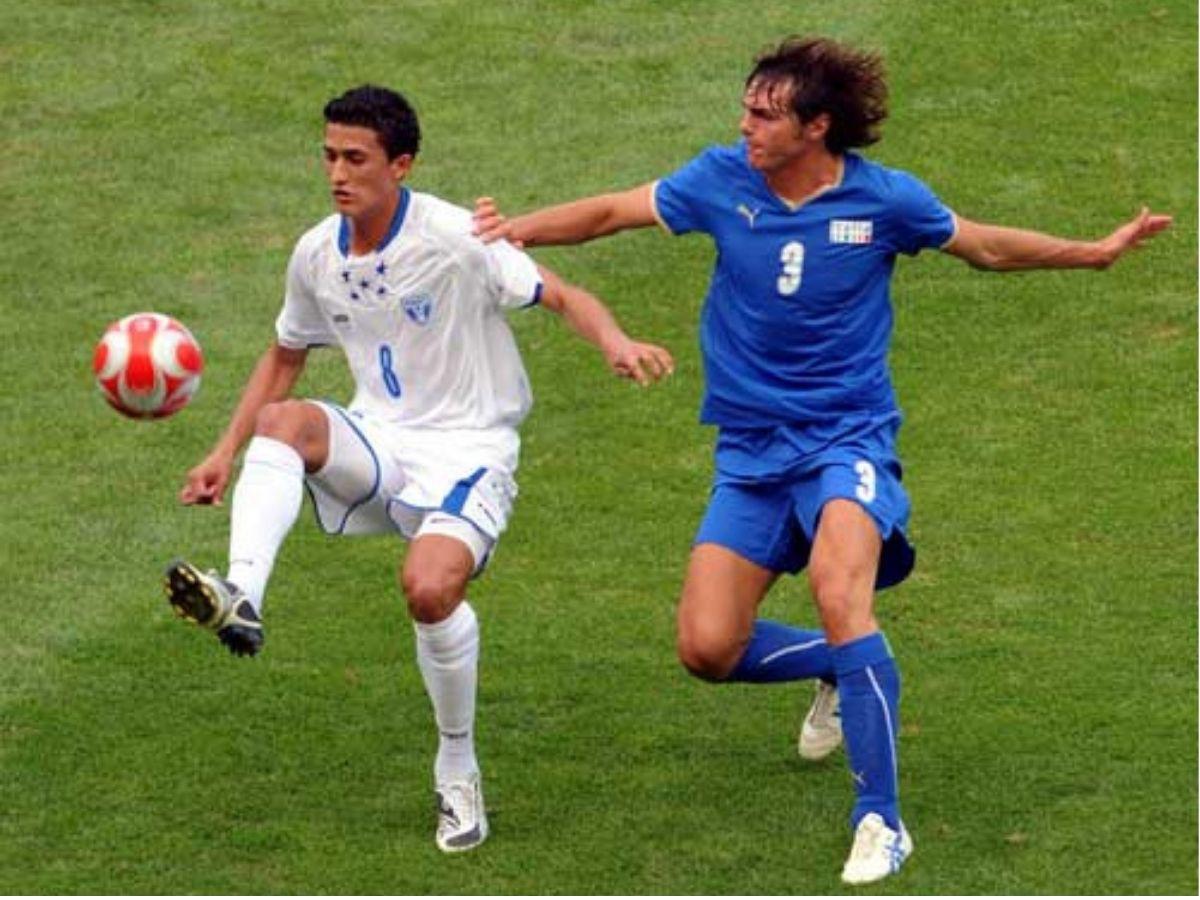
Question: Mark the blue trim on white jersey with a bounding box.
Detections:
[305,401,382,535]
[337,187,411,257]
[513,280,543,310]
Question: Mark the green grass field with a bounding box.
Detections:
[1,0,1195,893]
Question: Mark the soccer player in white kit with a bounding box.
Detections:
[163,85,674,853]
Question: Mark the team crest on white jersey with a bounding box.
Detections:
[830,219,874,244]
[403,294,434,325]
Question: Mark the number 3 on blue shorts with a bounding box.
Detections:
[854,460,876,503]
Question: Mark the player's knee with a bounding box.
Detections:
[810,565,849,610]
[809,566,875,642]
[401,567,466,624]
[676,627,741,682]
[254,400,328,467]
[254,400,310,445]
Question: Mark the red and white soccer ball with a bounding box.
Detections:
[93,312,204,419]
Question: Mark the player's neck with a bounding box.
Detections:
[765,148,843,207]
[347,189,402,255]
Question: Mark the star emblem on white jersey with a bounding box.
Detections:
[341,263,393,304]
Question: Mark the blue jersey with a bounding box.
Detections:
[652,142,955,433]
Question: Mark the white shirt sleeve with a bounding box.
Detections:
[483,239,543,311]
[275,238,336,348]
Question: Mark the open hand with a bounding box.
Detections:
[1096,206,1173,268]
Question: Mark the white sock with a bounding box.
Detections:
[414,602,480,784]
[227,436,305,612]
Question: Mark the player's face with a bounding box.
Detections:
[739,78,827,171]
[322,123,412,220]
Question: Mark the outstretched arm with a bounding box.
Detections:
[536,265,674,386]
[180,342,308,505]
[475,184,659,247]
[945,206,1172,271]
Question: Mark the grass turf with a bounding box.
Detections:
[0,0,1194,893]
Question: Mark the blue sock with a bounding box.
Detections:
[727,619,835,683]
[833,632,901,832]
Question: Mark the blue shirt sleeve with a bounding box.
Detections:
[652,148,723,236]
[886,170,956,256]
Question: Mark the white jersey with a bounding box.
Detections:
[276,188,543,431]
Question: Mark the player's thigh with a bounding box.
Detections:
[305,402,404,535]
[677,542,778,676]
[255,398,331,471]
[808,498,882,643]
[402,519,481,624]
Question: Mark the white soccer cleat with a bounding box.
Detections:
[840,812,913,885]
[798,679,843,760]
[435,774,489,853]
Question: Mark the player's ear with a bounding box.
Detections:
[800,112,831,143]
[390,153,415,182]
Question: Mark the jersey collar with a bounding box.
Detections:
[770,156,845,212]
[744,142,850,212]
[337,187,411,257]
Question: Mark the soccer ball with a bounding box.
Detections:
[93,312,204,419]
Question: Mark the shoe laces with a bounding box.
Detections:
[811,683,839,726]
[848,815,889,863]
[438,781,477,829]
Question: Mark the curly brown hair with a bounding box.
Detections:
[747,36,888,153]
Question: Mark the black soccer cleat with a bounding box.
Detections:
[164,558,232,627]
[164,558,263,657]
[217,600,264,657]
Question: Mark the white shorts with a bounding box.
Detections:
[303,400,519,574]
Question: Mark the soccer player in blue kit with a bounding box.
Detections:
[474,36,1171,883]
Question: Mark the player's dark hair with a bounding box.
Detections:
[748,36,888,153]
[323,85,421,160]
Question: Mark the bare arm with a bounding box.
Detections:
[180,342,308,505]
[536,265,673,386]
[475,184,659,247]
[945,207,1172,272]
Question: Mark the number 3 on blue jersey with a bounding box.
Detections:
[777,241,805,296]
[378,344,402,398]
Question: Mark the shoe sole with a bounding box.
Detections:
[798,730,843,761]
[436,818,489,853]
[163,558,224,628]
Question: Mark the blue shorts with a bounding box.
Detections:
[694,422,915,589]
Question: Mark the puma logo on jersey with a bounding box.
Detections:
[737,203,760,228]
[403,294,434,325]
